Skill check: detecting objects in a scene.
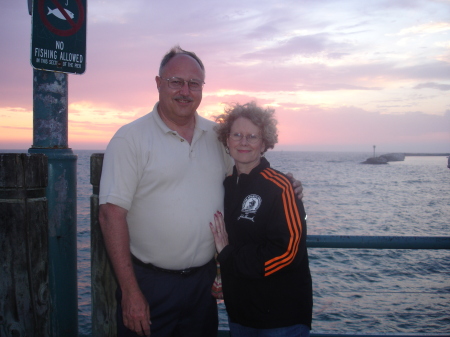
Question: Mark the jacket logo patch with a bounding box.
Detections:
[238,194,262,222]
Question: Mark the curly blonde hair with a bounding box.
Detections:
[214,102,278,153]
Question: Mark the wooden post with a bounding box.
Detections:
[0,153,50,336]
[90,153,117,336]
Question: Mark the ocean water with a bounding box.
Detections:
[71,150,449,335]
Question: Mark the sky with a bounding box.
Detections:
[1,0,450,152]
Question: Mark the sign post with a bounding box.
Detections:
[31,0,86,74]
[29,1,86,336]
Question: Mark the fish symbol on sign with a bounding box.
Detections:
[47,7,75,20]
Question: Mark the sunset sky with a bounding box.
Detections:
[1,0,449,152]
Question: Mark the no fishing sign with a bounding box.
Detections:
[31,0,87,74]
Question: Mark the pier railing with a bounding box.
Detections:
[306,235,450,249]
[90,153,450,337]
[307,235,450,337]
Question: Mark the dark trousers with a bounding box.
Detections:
[117,259,218,337]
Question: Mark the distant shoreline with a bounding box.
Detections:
[403,153,449,156]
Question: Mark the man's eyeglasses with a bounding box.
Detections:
[229,133,262,144]
[161,77,205,91]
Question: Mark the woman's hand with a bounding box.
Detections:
[287,172,303,200]
[209,211,229,254]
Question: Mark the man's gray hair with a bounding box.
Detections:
[159,45,205,76]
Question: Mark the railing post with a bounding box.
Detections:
[91,153,117,336]
[0,153,50,336]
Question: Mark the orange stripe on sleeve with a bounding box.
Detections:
[260,168,303,276]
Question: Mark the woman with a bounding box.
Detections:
[210,102,313,337]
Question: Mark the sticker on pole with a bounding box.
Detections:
[31,0,87,74]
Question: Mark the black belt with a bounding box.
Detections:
[132,255,203,276]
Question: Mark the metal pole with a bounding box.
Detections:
[28,69,78,337]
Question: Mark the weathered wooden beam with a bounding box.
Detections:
[90,153,117,337]
[0,153,50,336]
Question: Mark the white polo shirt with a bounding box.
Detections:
[99,103,233,269]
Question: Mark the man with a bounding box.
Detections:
[99,46,303,337]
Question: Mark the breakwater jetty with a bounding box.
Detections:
[362,152,449,165]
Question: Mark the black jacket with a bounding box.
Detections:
[218,158,313,329]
